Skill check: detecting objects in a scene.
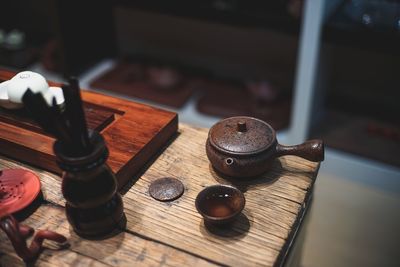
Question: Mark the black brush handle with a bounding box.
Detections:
[22,90,72,146]
[62,78,91,155]
[49,97,73,146]
[22,90,56,134]
[68,77,91,151]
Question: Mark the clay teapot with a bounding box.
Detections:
[206,116,324,178]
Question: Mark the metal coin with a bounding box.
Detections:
[149,177,184,202]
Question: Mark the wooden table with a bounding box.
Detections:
[0,124,320,267]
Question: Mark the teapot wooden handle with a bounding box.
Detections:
[276,139,324,162]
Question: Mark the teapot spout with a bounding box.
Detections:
[225,158,235,166]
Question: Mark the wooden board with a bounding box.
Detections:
[0,204,215,267]
[0,69,178,190]
[0,124,320,266]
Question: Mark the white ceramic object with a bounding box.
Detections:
[7,71,49,103]
[0,71,65,109]
[0,80,8,100]
[0,80,23,109]
[46,87,65,106]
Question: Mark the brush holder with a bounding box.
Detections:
[54,131,124,238]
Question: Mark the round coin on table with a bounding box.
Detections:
[149,177,184,202]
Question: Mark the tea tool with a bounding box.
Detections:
[195,184,245,225]
[149,177,184,202]
[22,77,125,238]
[0,71,65,109]
[206,116,324,178]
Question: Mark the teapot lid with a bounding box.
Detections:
[208,116,276,155]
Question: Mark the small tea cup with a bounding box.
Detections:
[195,185,245,225]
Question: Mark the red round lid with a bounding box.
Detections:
[0,169,41,218]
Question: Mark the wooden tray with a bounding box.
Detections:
[0,69,178,190]
[0,102,115,136]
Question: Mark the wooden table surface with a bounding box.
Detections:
[0,124,320,267]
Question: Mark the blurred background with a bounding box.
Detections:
[0,0,399,266]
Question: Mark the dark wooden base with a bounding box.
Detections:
[0,69,178,190]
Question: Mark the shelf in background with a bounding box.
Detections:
[116,0,300,35]
[310,110,400,167]
[87,58,292,131]
[323,1,400,54]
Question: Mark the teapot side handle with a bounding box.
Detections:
[275,139,324,162]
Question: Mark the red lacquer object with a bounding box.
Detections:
[0,169,67,262]
[0,169,41,217]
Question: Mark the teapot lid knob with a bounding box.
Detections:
[237,121,247,132]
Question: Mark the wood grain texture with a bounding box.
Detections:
[0,204,215,267]
[120,125,319,266]
[0,69,178,190]
[0,124,319,266]
[0,103,115,136]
